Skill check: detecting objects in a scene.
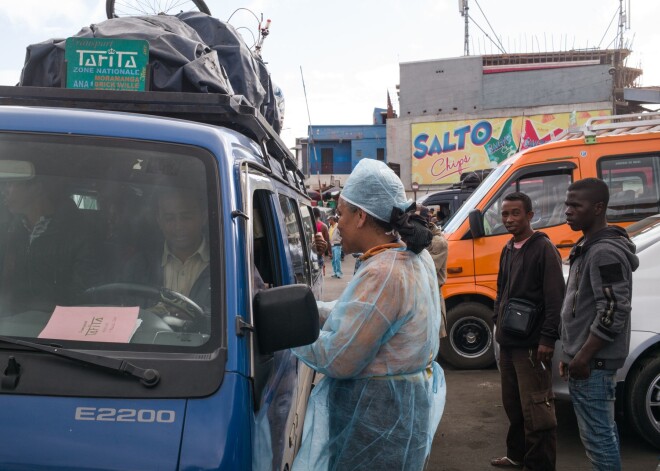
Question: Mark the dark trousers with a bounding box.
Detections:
[500,346,557,471]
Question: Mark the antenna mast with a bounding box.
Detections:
[617,0,625,49]
[300,66,321,191]
[460,0,469,56]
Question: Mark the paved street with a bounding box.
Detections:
[321,256,658,470]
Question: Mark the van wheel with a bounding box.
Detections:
[626,355,660,448]
[439,302,494,369]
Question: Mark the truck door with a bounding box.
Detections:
[243,170,304,471]
[474,161,580,295]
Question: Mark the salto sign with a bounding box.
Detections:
[65,37,149,91]
[410,110,610,185]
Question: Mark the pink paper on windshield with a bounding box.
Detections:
[38,306,140,343]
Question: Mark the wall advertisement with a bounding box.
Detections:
[411,110,610,184]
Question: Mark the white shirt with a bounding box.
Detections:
[161,238,210,296]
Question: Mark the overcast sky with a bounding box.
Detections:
[1,0,658,149]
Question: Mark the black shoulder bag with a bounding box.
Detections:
[501,244,540,338]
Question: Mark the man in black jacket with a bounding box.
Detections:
[490,192,565,471]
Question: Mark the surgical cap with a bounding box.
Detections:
[341,159,412,222]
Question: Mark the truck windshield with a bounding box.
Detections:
[0,132,220,351]
[442,163,511,235]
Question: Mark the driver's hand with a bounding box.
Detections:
[149,302,188,328]
[149,302,171,317]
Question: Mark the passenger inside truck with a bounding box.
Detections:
[0,176,102,313]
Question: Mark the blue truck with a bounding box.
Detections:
[0,85,321,470]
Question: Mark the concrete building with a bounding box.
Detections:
[297,108,392,192]
[388,49,643,193]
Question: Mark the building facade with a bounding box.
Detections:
[388,49,642,193]
[297,114,389,191]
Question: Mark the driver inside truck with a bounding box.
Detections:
[0,176,101,313]
[125,187,211,326]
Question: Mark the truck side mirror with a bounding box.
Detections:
[468,209,485,239]
[253,284,319,354]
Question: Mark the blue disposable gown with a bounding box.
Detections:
[292,246,446,470]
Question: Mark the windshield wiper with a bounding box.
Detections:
[0,335,160,388]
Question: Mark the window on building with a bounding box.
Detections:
[376,148,385,161]
[321,148,333,174]
[387,163,401,177]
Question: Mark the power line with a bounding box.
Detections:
[597,6,620,49]
[468,14,506,54]
[473,0,506,54]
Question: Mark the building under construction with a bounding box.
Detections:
[387,48,653,191]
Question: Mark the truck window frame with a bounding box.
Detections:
[462,161,577,240]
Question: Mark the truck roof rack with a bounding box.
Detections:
[0,85,307,192]
[555,111,660,143]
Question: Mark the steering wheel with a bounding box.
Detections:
[83,283,205,322]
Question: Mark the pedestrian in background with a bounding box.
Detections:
[491,192,564,471]
[422,205,448,338]
[328,216,343,278]
[559,178,638,470]
[292,158,445,470]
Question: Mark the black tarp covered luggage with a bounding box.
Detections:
[19,12,281,132]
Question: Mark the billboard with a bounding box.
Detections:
[411,110,610,184]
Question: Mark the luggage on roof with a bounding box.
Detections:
[19,12,282,133]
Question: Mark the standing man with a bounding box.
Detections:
[328,216,343,278]
[560,178,638,470]
[491,192,564,471]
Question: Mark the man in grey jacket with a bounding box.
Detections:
[559,178,639,471]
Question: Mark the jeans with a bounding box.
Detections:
[331,245,342,277]
[569,369,620,471]
[499,347,557,470]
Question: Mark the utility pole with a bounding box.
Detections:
[460,0,469,56]
[612,0,631,114]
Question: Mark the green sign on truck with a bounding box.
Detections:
[65,37,149,91]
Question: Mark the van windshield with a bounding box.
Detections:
[442,164,511,235]
[0,132,220,351]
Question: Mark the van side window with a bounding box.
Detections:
[483,172,572,235]
[278,195,309,284]
[598,155,660,221]
[300,205,322,279]
[252,190,278,290]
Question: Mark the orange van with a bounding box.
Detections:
[439,112,660,368]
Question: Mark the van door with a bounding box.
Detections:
[474,161,580,295]
[244,170,305,471]
[274,191,318,463]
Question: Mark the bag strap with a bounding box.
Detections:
[505,240,514,300]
